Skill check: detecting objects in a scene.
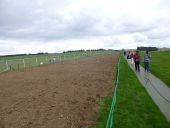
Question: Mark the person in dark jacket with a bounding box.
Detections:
[144,50,150,72]
[134,50,140,72]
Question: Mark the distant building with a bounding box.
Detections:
[137,47,158,51]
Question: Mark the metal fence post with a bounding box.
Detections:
[6,60,9,70]
[23,59,26,68]
[36,58,38,65]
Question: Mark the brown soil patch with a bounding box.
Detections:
[0,54,118,128]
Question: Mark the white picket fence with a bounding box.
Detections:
[0,56,63,73]
[0,51,114,73]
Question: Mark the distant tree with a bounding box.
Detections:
[1,54,27,57]
[63,49,85,53]
[63,49,109,53]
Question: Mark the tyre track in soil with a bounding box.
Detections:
[0,54,118,128]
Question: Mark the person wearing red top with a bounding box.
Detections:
[134,50,140,72]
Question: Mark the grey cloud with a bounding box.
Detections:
[120,15,157,34]
[0,0,170,55]
[145,25,170,40]
[0,0,164,42]
[122,23,155,33]
[0,0,71,39]
[0,2,104,41]
[133,34,148,42]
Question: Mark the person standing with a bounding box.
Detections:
[124,51,126,56]
[134,50,140,72]
[130,51,134,65]
[144,50,150,72]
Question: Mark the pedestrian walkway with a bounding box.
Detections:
[126,58,170,122]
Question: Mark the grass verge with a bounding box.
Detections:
[140,50,170,87]
[92,96,112,128]
[93,56,170,128]
[113,56,170,127]
[90,59,118,128]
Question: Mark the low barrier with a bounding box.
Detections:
[0,51,114,73]
[106,57,120,128]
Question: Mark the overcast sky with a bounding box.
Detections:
[0,0,170,55]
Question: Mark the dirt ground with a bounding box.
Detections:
[0,54,118,128]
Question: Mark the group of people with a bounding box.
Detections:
[124,50,150,72]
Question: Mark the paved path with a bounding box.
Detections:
[126,58,170,122]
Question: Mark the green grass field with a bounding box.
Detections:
[0,50,114,73]
[140,50,170,87]
[93,56,170,128]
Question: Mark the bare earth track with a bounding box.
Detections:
[0,54,118,128]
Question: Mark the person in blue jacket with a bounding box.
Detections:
[144,50,151,72]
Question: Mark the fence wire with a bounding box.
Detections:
[106,56,120,128]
